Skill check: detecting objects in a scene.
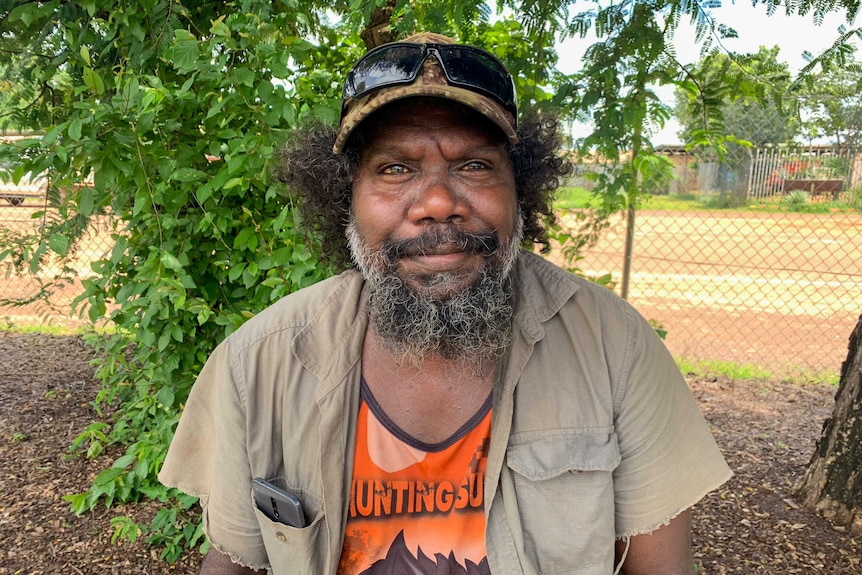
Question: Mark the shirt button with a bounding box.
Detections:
[276,532,286,542]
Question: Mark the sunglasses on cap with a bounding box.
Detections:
[341,42,518,122]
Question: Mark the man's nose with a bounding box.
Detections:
[407,175,469,223]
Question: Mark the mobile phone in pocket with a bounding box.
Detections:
[252,478,307,528]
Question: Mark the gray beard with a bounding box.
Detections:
[347,216,524,368]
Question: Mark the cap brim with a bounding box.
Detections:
[333,82,518,154]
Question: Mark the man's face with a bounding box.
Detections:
[348,98,522,365]
[349,98,519,297]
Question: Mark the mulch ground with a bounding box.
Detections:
[0,332,859,574]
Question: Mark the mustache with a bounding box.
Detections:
[383,228,501,261]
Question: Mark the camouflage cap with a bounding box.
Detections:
[332,32,518,154]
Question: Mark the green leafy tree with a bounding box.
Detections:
[673,45,800,205]
[0,0,359,555]
[676,46,799,147]
[792,29,861,205]
[557,2,704,290]
[798,60,862,146]
[0,15,72,132]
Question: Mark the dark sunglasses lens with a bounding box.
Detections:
[437,47,514,106]
[346,45,425,97]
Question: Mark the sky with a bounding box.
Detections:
[555,2,860,144]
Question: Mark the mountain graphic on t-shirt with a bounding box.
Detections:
[359,530,490,575]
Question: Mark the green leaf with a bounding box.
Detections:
[79,186,94,216]
[196,185,214,204]
[172,30,200,71]
[224,177,244,189]
[112,454,137,469]
[158,332,171,352]
[226,155,245,174]
[93,162,116,194]
[7,3,36,26]
[41,126,61,145]
[141,90,159,110]
[80,45,91,66]
[48,233,70,256]
[172,167,206,182]
[30,243,46,274]
[210,15,230,37]
[83,67,105,95]
[205,98,226,119]
[228,262,246,282]
[233,227,255,250]
[160,252,183,272]
[62,493,89,515]
[233,67,255,87]
[68,118,83,141]
[93,467,125,487]
[133,187,151,216]
[157,385,175,408]
[178,76,195,96]
[134,457,149,481]
[86,440,104,459]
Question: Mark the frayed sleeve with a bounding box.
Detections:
[159,341,270,571]
[612,308,733,538]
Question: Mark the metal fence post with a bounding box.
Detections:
[620,203,635,301]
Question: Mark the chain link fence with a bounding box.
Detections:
[2,143,861,375]
[568,142,862,375]
[0,201,114,327]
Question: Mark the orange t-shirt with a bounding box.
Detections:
[337,380,492,575]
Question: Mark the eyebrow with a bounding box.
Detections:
[361,142,507,162]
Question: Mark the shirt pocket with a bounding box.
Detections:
[253,480,327,575]
[506,431,621,575]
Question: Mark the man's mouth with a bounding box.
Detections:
[385,229,500,263]
[403,243,472,258]
[409,253,472,274]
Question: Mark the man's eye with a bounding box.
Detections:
[463,160,489,171]
[381,164,409,175]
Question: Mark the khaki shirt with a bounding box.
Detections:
[159,251,731,574]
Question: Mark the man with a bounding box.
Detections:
[159,32,731,575]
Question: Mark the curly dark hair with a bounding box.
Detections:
[273,107,571,270]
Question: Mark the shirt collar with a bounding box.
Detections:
[511,250,581,344]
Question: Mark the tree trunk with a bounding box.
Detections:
[359,0,397,49]
[794,315,862,533]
